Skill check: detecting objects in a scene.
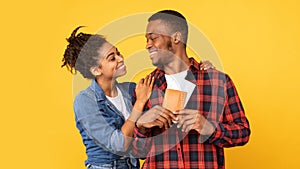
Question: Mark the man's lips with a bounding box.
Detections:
[149,50,158,58]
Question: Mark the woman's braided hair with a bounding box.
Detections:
[61,26,107,79]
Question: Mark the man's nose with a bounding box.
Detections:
[145,39,152,50]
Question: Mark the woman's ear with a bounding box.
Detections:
[90,66,101,76]
[172,32,182,44]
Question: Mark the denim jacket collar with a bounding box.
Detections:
[91,79,106,102]
[91,79,132,101]
[90,79,133,120]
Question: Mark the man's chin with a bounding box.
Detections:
[152,62,163,69]
[151,61,160,67]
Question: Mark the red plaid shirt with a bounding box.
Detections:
[132,58,250,169]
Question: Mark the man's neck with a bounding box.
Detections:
[163,51,190,75]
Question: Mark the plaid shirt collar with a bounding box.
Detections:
[152,57,201,86]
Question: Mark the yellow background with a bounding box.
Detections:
[1,0,299,168]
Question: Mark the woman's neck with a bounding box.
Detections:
[96,77,117,97]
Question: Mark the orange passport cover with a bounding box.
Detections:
[162,89,187,112]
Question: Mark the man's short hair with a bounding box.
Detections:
[148,10,188,45]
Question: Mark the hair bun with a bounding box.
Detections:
[67,26,85,43]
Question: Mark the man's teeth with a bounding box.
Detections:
[150,51,157,55]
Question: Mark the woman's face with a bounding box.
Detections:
[97,42,127,79]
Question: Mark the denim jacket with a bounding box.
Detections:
[73,80,138,166]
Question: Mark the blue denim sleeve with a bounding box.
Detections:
[74,92,125,154]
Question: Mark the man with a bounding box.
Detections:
[132,10,250,169]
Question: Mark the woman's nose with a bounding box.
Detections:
[117,54,124,61]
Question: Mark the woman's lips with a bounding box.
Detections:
[117,64,126,70]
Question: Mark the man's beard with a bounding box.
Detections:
[155,40,174,69]
[167,40,173,51]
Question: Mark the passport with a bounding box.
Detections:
[162,89,187,112]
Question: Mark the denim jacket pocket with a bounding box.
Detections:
[87,163,113,169]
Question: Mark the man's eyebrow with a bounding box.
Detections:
[145,33,154,37]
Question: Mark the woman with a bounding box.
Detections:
[61,26,213,169]
[62,26,153,169]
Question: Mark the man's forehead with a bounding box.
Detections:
[146,20,171,36]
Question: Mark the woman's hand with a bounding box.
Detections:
[200,60,215,70]
[122,75,154,151]
[135,75,154,104]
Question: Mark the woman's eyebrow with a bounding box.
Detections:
[106,51,115,59]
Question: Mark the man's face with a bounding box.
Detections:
[145,20,175,67]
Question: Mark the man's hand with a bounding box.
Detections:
[176,109,215,135]
[136,105,177,132]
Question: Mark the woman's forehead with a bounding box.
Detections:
[97,42,115,58]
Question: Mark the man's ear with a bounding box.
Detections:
[172,32,182,44]
[90,66,101,76]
